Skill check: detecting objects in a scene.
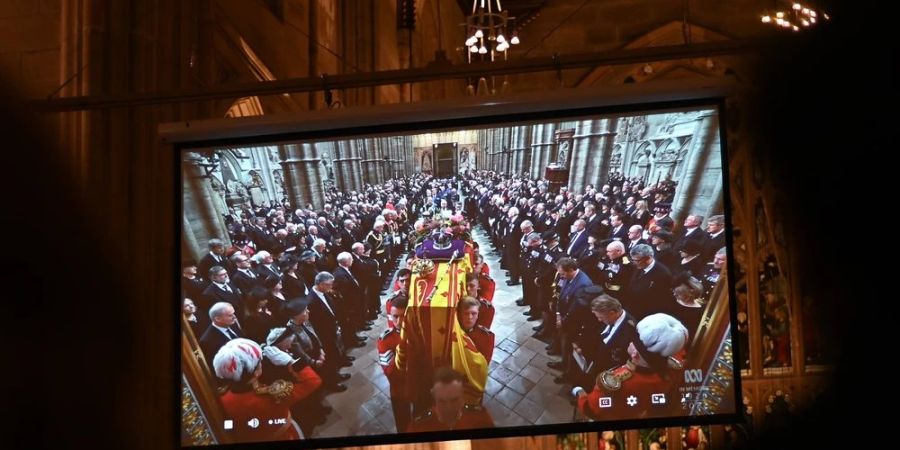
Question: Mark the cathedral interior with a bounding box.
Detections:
[3,1,872,449]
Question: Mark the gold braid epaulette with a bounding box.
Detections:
[253,379,295,403]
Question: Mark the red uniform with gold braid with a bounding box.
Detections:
[406,404,495,432]
[377,326,412,432]
[218,367,321,442]
[578,349,686,420]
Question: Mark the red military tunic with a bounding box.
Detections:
[406,404,495,432]
[377,326,412,432]
[475,297,495,329]
[577,353,685,421]
[219,368,321,443]
[478,273,496,302]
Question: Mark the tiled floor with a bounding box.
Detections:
[314,225,576,437]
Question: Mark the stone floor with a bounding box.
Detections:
[313,225,577,438]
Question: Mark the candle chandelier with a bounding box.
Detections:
[463,0,520,62]
[760,1,830,31]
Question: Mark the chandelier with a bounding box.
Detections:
[760,2,830,31]
[463,0,520,63]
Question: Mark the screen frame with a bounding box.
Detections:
[167,77,745,449]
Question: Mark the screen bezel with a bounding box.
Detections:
[168,77,745,449]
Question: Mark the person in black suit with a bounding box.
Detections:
[181,264,206,305]
[608,214,629,243]
[625,225,648,253]
[676,239,708,279]
[198,301,244,372]
[201,265,244,319]
[565,219,589,258]
[248,216,273,252]
[230,253,262,293]
[182,297,208,338]
[624,244,674,321]
[197,238,231,281]
[702,215,726,262]
[332,251,366,332]
[503,207,524,285]
[350,242,380,320]
[306,272,356,388]
[650,230,680,274]
[583,294,639,374]
[252,250,281,280]
[674,214,708,253]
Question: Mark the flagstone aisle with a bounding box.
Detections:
[314,226,576,437]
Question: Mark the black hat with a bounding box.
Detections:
[278,256,298,272]
[655,216,675,231]
[263,274,283,289]
[541,231,560,242]
[283,297,312,316]
[651,230,675,243]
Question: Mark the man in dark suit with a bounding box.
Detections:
[340,219,358,254]
[565,219,589,258]
[306,272,354,389]
[608,214,629,243]
[624,244,674,321]
[674,214,708,253]
[198,301,244,372]
[197,239,231,280]
[503,207,524,285]
[201,266,244,319]
[248,216,273,252]
[702,215,726,262]
[546,257,594,382]
[583,294,639,375]
[332,251,367,332]
[350,242,380,320]
[230,253,261,293]
[625,225,648,253]
[252,250,281,280]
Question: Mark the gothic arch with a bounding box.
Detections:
[576,21,740,87]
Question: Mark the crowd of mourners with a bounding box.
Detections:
[181,167,729,441]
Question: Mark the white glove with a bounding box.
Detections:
[571,386,586,397]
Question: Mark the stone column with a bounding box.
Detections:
[333,140,349,192]
[280,143,325,210]
[672,112,720,223]
[541,122,558,170]
[347,139,365,191]
[182,153,232,262]
[530,124,544,179]
[572,118,618,193]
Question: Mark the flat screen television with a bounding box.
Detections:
[165,78,742,448]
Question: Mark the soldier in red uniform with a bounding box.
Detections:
[385,269,411,328]
[377,293,412,432]
[465,273,495,329]
[212,338,318,442]
[574,313,688,421]
[407,367,495,432]
[457,296,494,362]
